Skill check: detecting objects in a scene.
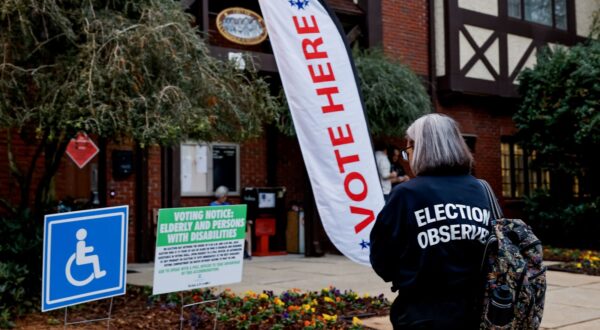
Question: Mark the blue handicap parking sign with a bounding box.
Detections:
[42,205,129,311]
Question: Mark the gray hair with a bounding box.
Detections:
[406,113,473,175]
[214,185,229,198]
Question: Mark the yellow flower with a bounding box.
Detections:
[223,289,235,298]
[576,262,583,268]
[311,307,316,313]
[311,299,318,306]
[244,290,257,298]
[322,287,329,293]
[274,297,285,306]
[323,296,334,303]
[258,293,269,300]
[302,304,312,312]
[352,316,363,326]
[322,313,338,322]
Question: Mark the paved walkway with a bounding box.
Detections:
[128,254,600,329]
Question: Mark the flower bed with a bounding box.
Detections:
[16,285,390,329]
[544,247,600,276]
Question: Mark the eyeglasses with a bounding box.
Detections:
[400,146,413,161]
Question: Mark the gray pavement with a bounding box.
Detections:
[128,254,600,329]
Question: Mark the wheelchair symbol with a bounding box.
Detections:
[65,228,107,287]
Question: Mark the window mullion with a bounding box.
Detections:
[510,142,516,198]
[523,149,530,196]
[551,0,556,28]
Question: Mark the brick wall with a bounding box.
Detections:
[275,134,308,209]
[382,0,430,76]
[380,0,522,214]
[0,133,142,261]
[104,142,137,262]
[0,130,47,209]
[147,146,162,219]
[179,136,269,208]
[436,98,518,207]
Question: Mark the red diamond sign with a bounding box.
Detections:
[65,132,99,169]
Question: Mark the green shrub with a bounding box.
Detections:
[515,35,600,247]
[0,262,29,328]
[524,191,600,249]
[0,212,43,328]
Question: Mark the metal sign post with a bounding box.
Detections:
[179,289,220,330]
[63,297,114,329]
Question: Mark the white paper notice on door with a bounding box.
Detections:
[195,145,208,174]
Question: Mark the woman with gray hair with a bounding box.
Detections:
[210,186,230,206]
[370,114,491,329]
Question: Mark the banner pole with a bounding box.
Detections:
[62,298,114,329]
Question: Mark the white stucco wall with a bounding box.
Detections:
[457,0,498,16]
[576,0,600,37]
[435,0,445,77]
[507,34,534,79]
[460,25,498,81]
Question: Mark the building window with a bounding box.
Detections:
[180,142,240,196]
[501,139,550,198]
[463,135,477,153]
[508,0,568,30]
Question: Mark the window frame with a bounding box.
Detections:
[506,0,570,31]
[179,141,241,197]
[501,137,550,199]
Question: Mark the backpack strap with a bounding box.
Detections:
[478,179,504,220]
[478,179,503,273]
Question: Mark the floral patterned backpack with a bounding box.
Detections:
[479,180,547,329]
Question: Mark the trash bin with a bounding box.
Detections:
[242,187,287,256]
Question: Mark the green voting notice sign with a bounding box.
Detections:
[152,205,247,295]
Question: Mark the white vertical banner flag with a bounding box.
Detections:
[258,0,385,265]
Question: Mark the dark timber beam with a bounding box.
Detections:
[358,0,382,47]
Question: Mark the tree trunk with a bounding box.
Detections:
[32,132,70,222]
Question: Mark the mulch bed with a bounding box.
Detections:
[15,286,390,329]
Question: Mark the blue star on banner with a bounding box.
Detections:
[289,0,310,9]
[359,240,370,249]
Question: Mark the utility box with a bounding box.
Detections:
[286,211,299,253]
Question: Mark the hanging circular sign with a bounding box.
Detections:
[216,8,268,46]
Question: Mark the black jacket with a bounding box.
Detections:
[370,174,492,328]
